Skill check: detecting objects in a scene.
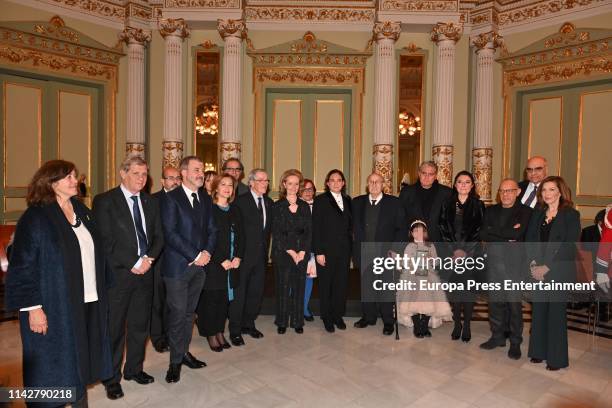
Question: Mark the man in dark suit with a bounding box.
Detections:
[160,156,217,383]
[93,156,164,400]
[150,167,182,353]
[312,169,353,333]
[517,156,548,209]
[222,158,249,197]
[581,209,607,319]
[353,173,407,335]
[399,160,451,243]
[480,178,532,360]
[228,168,273,346]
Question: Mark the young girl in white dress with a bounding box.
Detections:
[397,220,452,337]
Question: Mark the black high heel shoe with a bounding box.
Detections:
[217,334,231,349]
[451,323,462,340]
[207,336,223,353]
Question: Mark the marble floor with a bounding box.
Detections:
[1,316,612,408]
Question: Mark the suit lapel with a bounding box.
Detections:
[176,188,199,225]
[327,192,343,214]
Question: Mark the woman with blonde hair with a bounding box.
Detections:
[271,169,312,334]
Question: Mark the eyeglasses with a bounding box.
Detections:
[302,187,314,192]
[499,188,518,194]
[526,167,544,173]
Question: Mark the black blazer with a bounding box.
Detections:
[160,186,218,278]
[271,198,312,262]
[352,194,407,267]
[206,204,245,290]
[517,180,530,204]
[312,191,352,257]
[481,202,532,243]
[399,180,452,242]
[234,191,273,267]
[93,186,164,279]
[439,195,485,256]
[525,207,581,283]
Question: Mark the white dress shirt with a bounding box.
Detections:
[71,214,98,302]
[331,191,344,211]
[368,193,383,206]
[521,182,539,208]
[250,189,267,227]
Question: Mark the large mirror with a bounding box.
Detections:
[396,53,424,191]
[194,50,220,171]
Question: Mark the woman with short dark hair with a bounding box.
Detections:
[526,176,580,370]
[6,160,112,406]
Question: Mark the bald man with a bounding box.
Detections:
[518,156,548,208]
[480,178,532,360]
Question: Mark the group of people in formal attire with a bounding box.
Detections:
[5,152,611,407]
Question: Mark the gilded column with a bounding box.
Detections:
[218,19,247,167]
[120,27,151,159]
[372,21,401,193]
[472,32,502,201]
[431,23,462,187]
[159,18,189,168]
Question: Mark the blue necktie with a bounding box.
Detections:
[130,195,148,256]
[524,185,537,207]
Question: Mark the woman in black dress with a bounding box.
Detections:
[197,173,244,351]
[525,176,580,370]
[6,160,112,407]
[439,170,485,342]
[272,169,312,334]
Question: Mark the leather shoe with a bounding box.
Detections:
[165,364,181,383]
[182,352,206,369]
[105,382,124,400]
[124,371,154,384]
[382,324,394,336]
[546,365,561,371]
[324,320,335,333]
[230,334,245,346]
[354,318,375,328]
[295,327,304,334]
[479,338,506,350]
[335,319,347,330]
[530,358,543,364]
[277,327,286,334]
[242,327,264,339]
[304,315,314,322]
[153,339,169,353]
[508,344,521,360]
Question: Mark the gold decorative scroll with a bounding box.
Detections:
[380,0,458,12]
[244,7,375,23]
[432,145,453,187]
[472,148,493,201]
[471,32,503,51]
[163,141,184,169]
[373,21,402,42]
[254,67,365,90]
[217,19,247,40]
[164,0,240,8]
[119,27,152,45]
[219,142,242,169]
[159,18,190,39]
[497,0,607,28]
[126,143,145,159]
[373,144,393,194]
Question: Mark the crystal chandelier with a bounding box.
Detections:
[398,111,421,136]
[195,103,219,135]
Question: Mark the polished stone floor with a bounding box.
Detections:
[1,316,611,407]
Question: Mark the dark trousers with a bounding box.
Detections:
[164,265,206,365]
[528,300,569,368]
[150,261,168,346]
[228,261,265,335]
[452,302,474,326]
[197,289,229,336]
[361,301,394,325]
[318,246,350,323]
[489,301,523,345]
[105,272,153,383]
[274,258,307,329]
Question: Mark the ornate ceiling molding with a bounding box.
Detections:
[380,0,459,12]
[247,31,372,69]
[244,6,376,23]
[164,0,241,8]
[498,22,612,92]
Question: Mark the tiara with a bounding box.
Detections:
[410,219,427,229]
